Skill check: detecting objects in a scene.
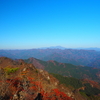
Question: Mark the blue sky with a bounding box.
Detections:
[0,0,100,49]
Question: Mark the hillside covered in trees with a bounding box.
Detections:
[24,57,100,82]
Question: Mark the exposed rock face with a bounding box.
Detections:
[0,57,75,100]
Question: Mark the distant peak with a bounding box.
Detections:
[39,46,67,50]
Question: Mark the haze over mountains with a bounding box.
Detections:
[0,47,100,68]
[38,46,100,51]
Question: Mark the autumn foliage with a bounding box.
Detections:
[0,75,74,100]
[0,57,74,100]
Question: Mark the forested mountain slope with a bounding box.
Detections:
[25,57,100,82]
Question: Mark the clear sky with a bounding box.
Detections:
[0,0,100,49]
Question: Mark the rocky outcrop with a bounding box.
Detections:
[0,57,75,100]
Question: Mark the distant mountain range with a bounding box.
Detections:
[75,47,100,51]
[0,48,100,68]
[88,56,100,68]
[37,46,100,51]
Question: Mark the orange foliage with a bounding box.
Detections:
[28,76,34,81]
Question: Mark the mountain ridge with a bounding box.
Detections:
[0,49,100,68]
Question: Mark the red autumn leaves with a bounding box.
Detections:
[0,75,73,100]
